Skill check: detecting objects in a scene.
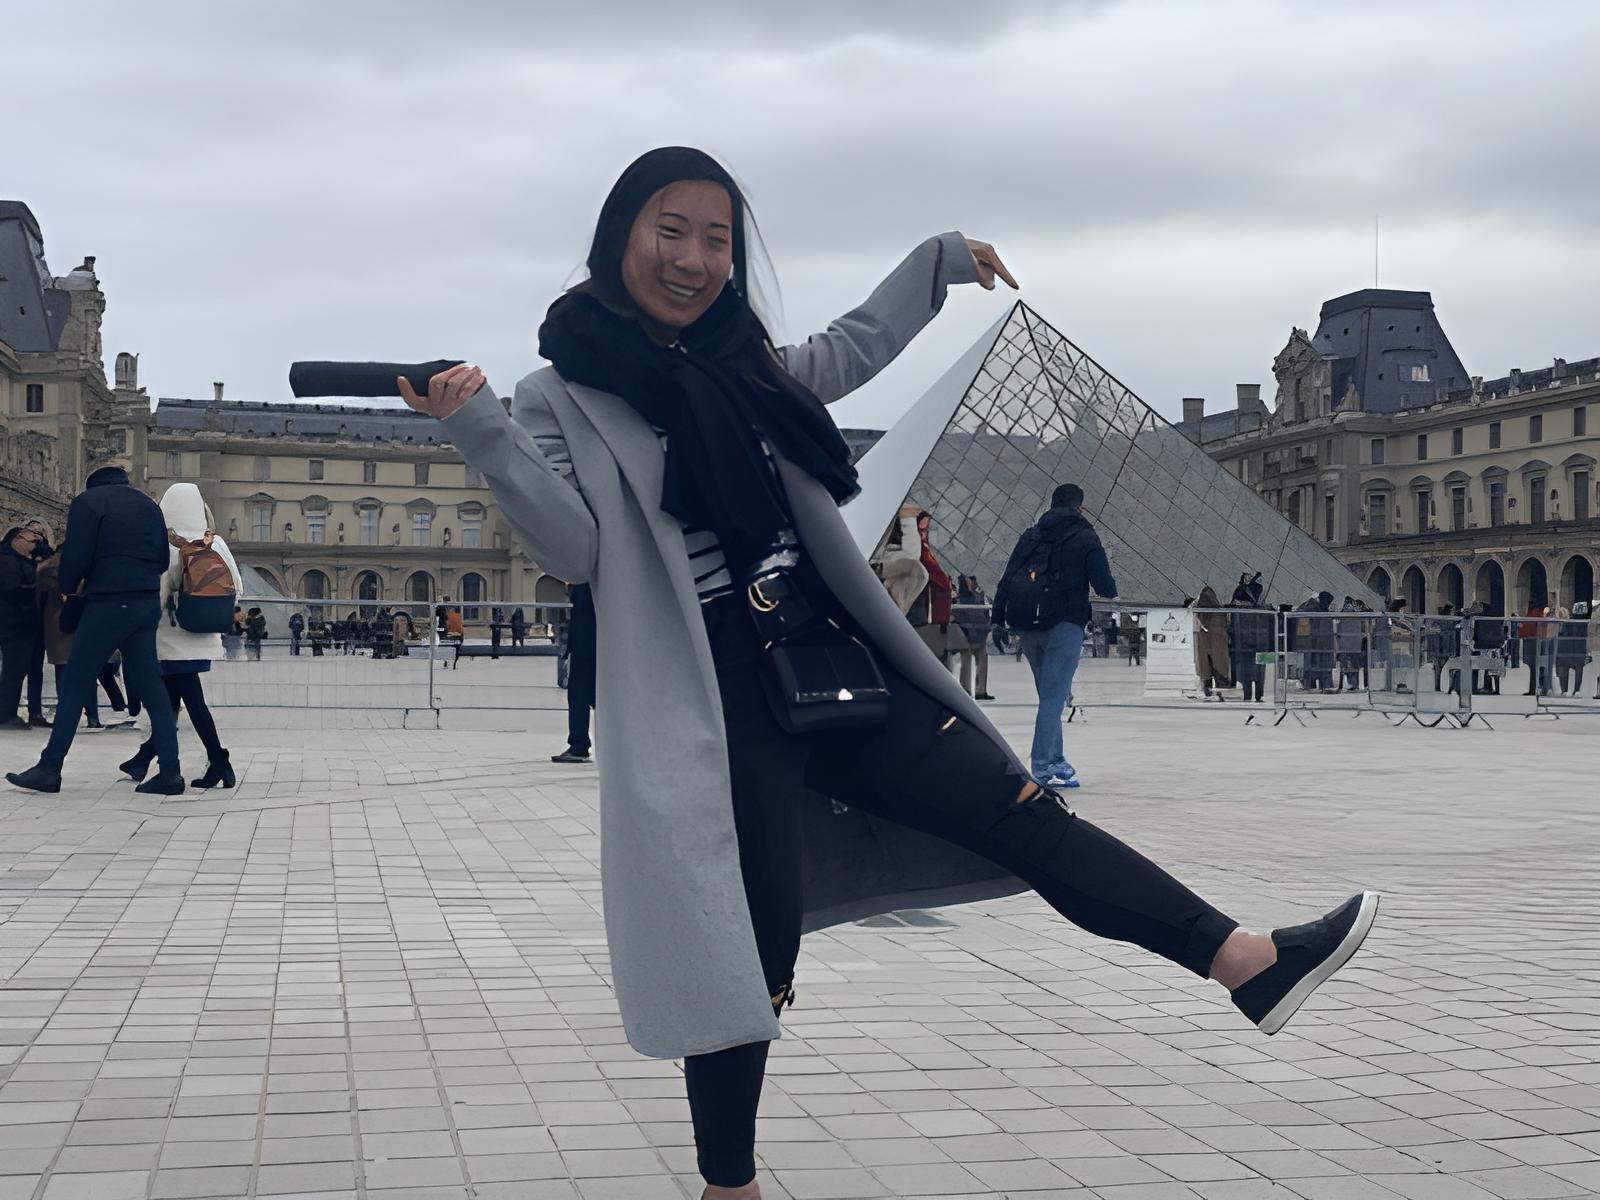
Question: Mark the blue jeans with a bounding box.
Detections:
[42,595,177,772]
[1018,620,1086,780]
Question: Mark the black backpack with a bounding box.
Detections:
[1001,527,1071,631]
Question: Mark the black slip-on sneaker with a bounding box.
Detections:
[1232,891,1380,1036]
[6,763,62,793]
[551,752,591,764]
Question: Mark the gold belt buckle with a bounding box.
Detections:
[748,579,780,614]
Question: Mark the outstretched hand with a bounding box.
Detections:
[965,239,1019,291]
[398,363,486,419]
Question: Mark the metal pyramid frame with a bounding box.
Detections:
[847,301,1376,608]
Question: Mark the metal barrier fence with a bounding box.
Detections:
[23,595,1598,724]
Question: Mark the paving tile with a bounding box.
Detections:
[0,705,1596,1200]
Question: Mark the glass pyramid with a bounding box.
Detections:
[868,302,1376,608]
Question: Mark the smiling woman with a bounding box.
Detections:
[397,146,1376,1200]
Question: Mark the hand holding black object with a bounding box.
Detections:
[398,364,486,420]
[287,359,464,399]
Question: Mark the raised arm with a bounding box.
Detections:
[776,232,1009,405]
[439,374,598,585]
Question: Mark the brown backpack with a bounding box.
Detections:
[167,531,237,632]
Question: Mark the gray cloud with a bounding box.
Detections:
[7,0,1597,430]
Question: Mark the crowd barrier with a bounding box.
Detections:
[24,595,1598,725]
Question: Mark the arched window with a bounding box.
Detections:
[406,571,433,603]
[302,569,330,621]
[1401,565,1427,616]
[460,572,485,621]
[355,571,381,603]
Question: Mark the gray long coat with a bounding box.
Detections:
[444,233,1028,1059]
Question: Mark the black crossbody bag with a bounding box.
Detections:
[745,567,891,734]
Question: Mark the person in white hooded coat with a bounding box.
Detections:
[118,483,243,790]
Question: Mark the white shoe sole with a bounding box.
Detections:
[1258,890,1380,1036]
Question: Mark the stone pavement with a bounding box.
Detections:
[1,663,1598,1200]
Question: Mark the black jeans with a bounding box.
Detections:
[565,650,595,756]
[0,627,41,721]
[55,665,99,724]
[138,672,224,763]
[99,662,127,710]
[1232,653,1265,702]
[43,596,177,771]
[683,590,1238,1189]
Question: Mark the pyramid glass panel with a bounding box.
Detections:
[892,303,1376,608]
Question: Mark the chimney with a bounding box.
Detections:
[213,381,225,402]
[1554,357,1568,379]
[1182,397,1205,428]
[1235,383,1265,416]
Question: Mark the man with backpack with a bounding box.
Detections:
[6,465,183,794]
[991,483,1117,789]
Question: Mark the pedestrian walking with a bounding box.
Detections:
[6,465,183,794]
[1470,605,1506,695]
[510,607,527,647]
[1554,605,1589,696]
[1192,585,1231,699]
[34,533,105,731]
[1228,575,1271,703]
[552,583,595,764]
[288,611,304,655]
[397,146,1379,1200]
[954,575,993,700]
[1519,601,1550,696]
[1336,596,1366,692]
[0,524,50,730]
[490,606,504,659]
[118,484,242,790]
[883,505,953,664]
[223,605,244,660]
[1120,610,1145,665]
[244,608,267,660]
[991,483,1117,787]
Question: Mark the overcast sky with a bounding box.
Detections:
[9,0,1599,430]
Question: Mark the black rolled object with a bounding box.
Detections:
[288,360,465,399]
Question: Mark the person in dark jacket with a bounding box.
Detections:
[1553,605,1589,696]
[288,612,304,656]
[1425,605,1463,696]
[991,483,1117,787]
[510,607,527,648]
[1336,597,1366,693]
[553,582,596,763]
[6,466,182,794]
[244,608,267,660]
[21,519,55,727]
[954,575,994,700]
[0,525,50,728]
[1228,574,1272,703]
[1469,604,1505,695]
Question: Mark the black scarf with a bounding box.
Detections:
[538,284,858,576]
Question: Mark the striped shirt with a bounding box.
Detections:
[657,432,796,603]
